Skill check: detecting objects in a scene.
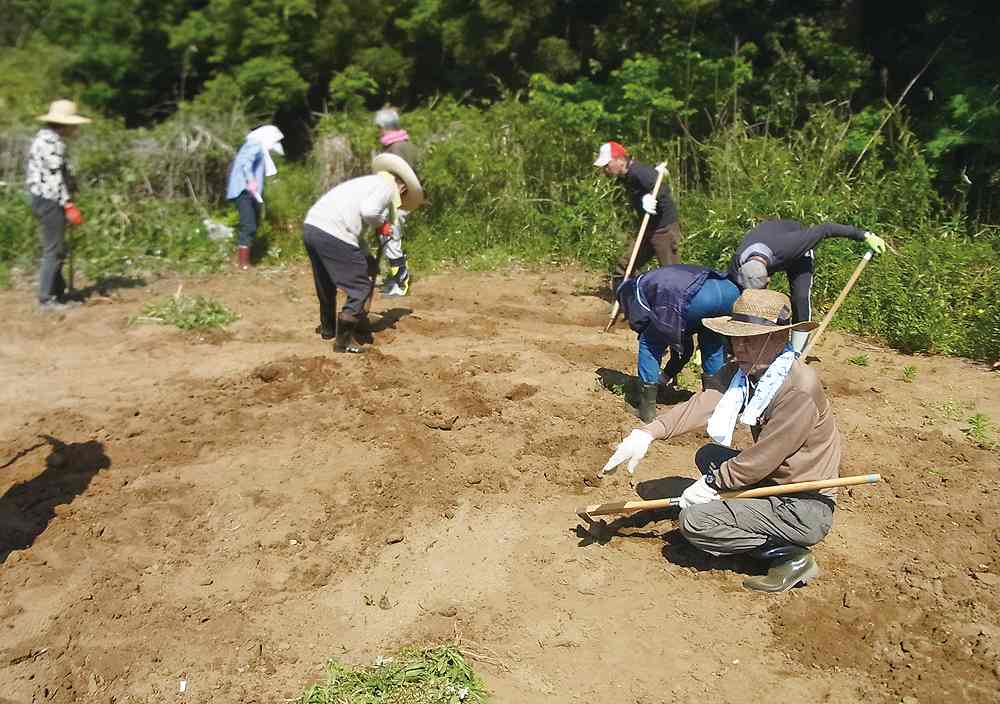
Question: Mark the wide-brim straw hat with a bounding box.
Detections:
[36,99,92,125]
[372,153,424,211]
[703,289,819,337]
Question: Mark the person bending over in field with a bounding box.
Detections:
[727,219,886,353]
[301,154,424,353]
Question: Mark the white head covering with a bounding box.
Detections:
[374,108,401,130]
[246,125,284,176]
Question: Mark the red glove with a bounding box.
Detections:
[378,222,393,238]
[64,202,84,226]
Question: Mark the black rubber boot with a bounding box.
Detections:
[635,381,659,423]
[315,306,335,340]
[743,545,819,593]
[334,317,363,354]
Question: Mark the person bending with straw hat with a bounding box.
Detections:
[302,153,424,353]
[26,100,91,312]
[727,219,886,353]
[600,289,843,593]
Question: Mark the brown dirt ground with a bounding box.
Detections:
[1,265,998,704]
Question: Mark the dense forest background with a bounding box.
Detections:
[0,0,998,358]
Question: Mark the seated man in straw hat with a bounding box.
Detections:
[600,289,841,593]
[302,153,424,353]
[26,99,91,311]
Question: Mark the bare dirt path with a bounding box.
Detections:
[1,265,998,703]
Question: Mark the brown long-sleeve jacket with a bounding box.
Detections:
[641,360,842,497]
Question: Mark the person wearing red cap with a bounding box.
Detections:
[593,141,682,292]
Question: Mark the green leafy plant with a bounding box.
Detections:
[902,365,917,382]
[297,645,489,704]
[847,354,869,367]
[964,413,995,447]
[134,293,238,330]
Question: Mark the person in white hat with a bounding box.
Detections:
[301,153,424,353]
[373,107,419,297]
[600,288,843,593]
[225,125,284,270]
[593,141,682,292]
[26,100,91,311]
[727,219,887,353]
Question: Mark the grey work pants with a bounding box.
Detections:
[679,444,835,556]
[32,196,67,303]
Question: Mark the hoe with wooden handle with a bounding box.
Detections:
[801,249,874,359]
[576,474,880,525]
[603,162,669,333]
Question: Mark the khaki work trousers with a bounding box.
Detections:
[613,221,681,278]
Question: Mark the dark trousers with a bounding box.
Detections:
[234,191,260,247]
[679,444,835,556]
[302,224,372,323]
[786,251,814,323]
[32,196,67,303]
[613,221,681,279]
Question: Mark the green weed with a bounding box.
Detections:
[902,365,917,382]
[607,383,626,397]
[296,645,489,704]
[847,354,869,367]
[964,413,995,447]
[133,293,238,330]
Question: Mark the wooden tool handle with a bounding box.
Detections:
[577,473,880,518]
[802,250,873,358]
[603,164,668,333]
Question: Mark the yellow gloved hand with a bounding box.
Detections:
[864,231,887,255]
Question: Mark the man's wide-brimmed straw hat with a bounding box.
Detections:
[36,100,92,125]
[703,289,818,337]
[372,153,424,210]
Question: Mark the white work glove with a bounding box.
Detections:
[598,429,653,479]
[863,231,886,254]
[641,193,658,215]
[678,476,720,510]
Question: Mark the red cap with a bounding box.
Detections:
[594,141,628,167]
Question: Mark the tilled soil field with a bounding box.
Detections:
[1,265,998,703]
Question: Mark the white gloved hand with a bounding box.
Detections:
[678,476,720,510]
[599,429,654,479]
[863,231,886,254]
[641,193,658,215]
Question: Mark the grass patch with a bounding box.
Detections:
[902,365,917,382]
[964,413,995,448]
[297,645,489,704]
[133,291,238,330]
[847,354,869,367]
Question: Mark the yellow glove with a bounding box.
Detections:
[864,231,886,255]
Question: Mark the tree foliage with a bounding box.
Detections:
[1,0,998,217]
